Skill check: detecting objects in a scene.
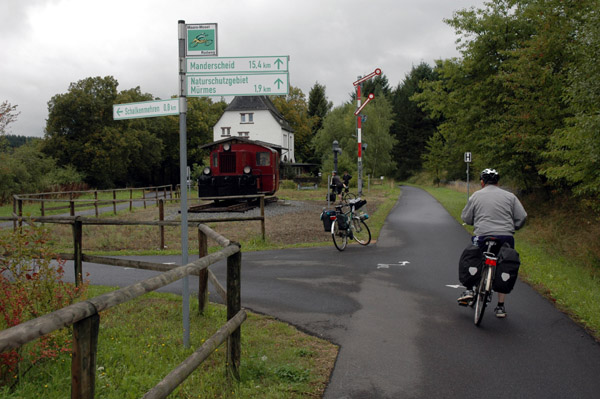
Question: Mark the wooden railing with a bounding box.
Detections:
[7,192,267,246]
[0,218,245,399]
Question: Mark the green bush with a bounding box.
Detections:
[0,225,88,388]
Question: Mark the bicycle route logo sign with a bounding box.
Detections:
[186,23,217,57]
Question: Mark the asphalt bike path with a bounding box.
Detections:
[63,185,600,398]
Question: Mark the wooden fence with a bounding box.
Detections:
[12,185,174,226]
[9,191,267,245]
[0,217,245,399]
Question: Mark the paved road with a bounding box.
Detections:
[64,186,600,398]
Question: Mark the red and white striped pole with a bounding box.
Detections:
[353,68,381,196]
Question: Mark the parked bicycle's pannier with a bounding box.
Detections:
[458,244,484,288]
[493,245,521,294]
[336,212,349,230]
[320,210,336,232]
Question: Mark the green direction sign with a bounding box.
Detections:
[113,99,179,120]
[186,56,289,74]
[187,73,289,97]
[186,23,217,57]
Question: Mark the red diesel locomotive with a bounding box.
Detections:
[198,138,281,197]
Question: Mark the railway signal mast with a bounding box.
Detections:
[353,68,381,196]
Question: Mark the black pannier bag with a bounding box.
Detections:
[327,193,336,202]
[336,212,348,230]
[320,210,336,232]
[458,244,484,288]
[493,245,521,294]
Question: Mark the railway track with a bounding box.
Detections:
[188,197,278,213]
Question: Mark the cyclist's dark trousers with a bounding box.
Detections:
[472,235,514,255]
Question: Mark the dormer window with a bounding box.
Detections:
[240,113,254,124]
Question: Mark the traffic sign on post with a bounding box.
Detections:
[185,23,218,56]
[187,56,289,74]
[464,152,472,163]
[187,73,289,96]
[113,99,179,120]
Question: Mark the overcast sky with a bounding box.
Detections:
[1,0,487,138]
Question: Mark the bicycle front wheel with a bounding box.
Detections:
[331,219,348,251]
[352,218,371,245]
[474,266,491,326]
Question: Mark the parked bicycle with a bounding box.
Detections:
[341,188,357,204]
[471,238,498,326]
[330,199,371,251]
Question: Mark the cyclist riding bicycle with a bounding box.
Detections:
[457,168,527,318]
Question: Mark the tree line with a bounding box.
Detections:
[415,0,599,203]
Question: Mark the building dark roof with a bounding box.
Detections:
[200,136,283,151]
[225,96,294,133]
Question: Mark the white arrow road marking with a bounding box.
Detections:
[377,261,411,269]
[446,284,462,289]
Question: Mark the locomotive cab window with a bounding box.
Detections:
[212,152,218,167]
[256,152,271,166]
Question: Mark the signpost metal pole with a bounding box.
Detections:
[178,20,190,348]
[465,152,472,200]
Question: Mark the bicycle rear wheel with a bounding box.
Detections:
[331,219,348,251]
[474,266,491,326]
[352,218,371,245]
[343,192,357,202]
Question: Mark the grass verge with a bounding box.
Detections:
[1,286,337,398]
[413,183,600,340]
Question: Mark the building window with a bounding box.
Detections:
[221,127,231,137]
[238,131,249,138]
[240,113,254,124]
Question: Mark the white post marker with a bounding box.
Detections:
[113,99,179,120]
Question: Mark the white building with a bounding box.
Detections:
[213,96,295,162]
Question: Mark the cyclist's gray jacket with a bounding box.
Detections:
[461,185,527,236]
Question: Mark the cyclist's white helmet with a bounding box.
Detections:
[480,168,499,184]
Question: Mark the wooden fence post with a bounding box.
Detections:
[71,311,99,399]
[41,194,45,217]
[70,201,75,217]
[13,196,17,231]
[159,199,165,250]
[260,196,265,240]
[226,249,242,380]
[198,228,208,313]
[129,189,133,212]
[112,190,117,215]
[94,191,99,218]
[143,190,147,209]
[18,198,23,228]
[73,218,83,287]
